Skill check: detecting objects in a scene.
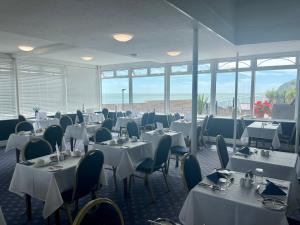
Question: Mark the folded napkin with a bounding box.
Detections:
[206,172,226,184]
[261,181,287,196]
[238,146,251,155]
[272,121,279,125]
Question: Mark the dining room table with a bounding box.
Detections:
[170,119,204,138]
[113,116,142,132]
[228,147,299,215]
[28,118,60,130]
[9,152,107,222]
[141,129,186,150]
[5,131,66,162]
[179,171,291,225]
[94,139,153,197]
[241,121,282,149]
[64,123,101,152]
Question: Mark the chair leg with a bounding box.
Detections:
[112,166,118,190]
[145,174,155,203]
[175,155,179,168]
[64,203,73,225]
[162,168,170,192]
[25,194,32,221]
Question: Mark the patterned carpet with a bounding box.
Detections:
[0,145,222,225]
[1,145,300,225]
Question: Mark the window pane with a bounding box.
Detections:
[102,71,114,78]
[102,78,129,111]
[218,60,251,70]
[255,69,296,120]
[171,65,188,73]
[150,67,165,74]
[170,74,211,116]
[0,58,17,120]
[238,71,252,117]
[257,57,296,67]
[132,76,164,113]
[116,70,128,77]
[198,63,210,71]
[216,72,235,117]
[133,68,147,76]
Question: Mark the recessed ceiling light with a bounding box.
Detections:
[18,45,34,52]
[112,33,133,42]
[81,56,94,61]
[167,51,181,57]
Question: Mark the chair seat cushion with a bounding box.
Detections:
[136,158,155,174]
[61,188,73,203]
[171,146,188,155]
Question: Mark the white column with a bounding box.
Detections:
[191,24,199,154]
[210,61,217,115]
[295,60,300,153]
[96,66,101,110]
[13,57,20,115]
[233,53,239,152]
[250,58,256,117]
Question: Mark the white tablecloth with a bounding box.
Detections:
[75,113,105,124]
[9,153,107,219]
[28,118,60,130]
[141,130,186,150]
[179,172,290,225]
[94,140,153,180]
[170,119,204,137]
[64,124,101,145]
[113,117,142,132]
[228,148,299,214]
[241,122,282,149]
[0,207,6,225]
[5,132,67,160]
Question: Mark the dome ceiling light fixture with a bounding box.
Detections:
[112,33,134,42]
[18,45,34,52]
[81,56,94,61]
[166,51,181,56]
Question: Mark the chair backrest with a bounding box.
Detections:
[43,125,64,151]
[94,127,112,143]
[147,112,155,124]
[23,138,53,160]
[126,121,139,138]
[72,198,124,225]
[181,153,202,191]
[77,110,84,124]
[72,150,104,201]
[102,119,113,131]
[174,112,181,121]
[153,135,172,169]
[216,135,229,169]
[18,115,26,122]
[15,121,34,133]
[116,112,124,118]
[125,110,132,117]
[54,111,61,119]
[60,115,73,133]
[201,115,209,132]
[102,108,109,119]
[141,113,149,126]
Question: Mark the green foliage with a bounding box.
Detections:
[265,79,296,104]
[197,94,207,114]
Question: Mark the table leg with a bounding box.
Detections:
[25,194,32,221]
[123,178,128,198]
[55,209,61,225]
[84,145,88,154]
[70,138,74,151]
[16,149,20,163]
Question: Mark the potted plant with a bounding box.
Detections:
[197,94,207,115]
[254,100,272,118]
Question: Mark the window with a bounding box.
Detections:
[102,78,129,111]
[0,58,17,120]
[171,65,188,73]
[150,67,165,75]
[133,68,147,76]
[257,57,296,67]
[18,62,65,117]
[116,70,128,77]
[102,71,114,78]
[216,72,235,117]
[170,73,211,116]
[218,60,251,70]
[255,69,297,120]
[132,76,164,112]
[198,63,210,72]
[238,72,252,117]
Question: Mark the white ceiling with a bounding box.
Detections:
[0,0,299,66]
